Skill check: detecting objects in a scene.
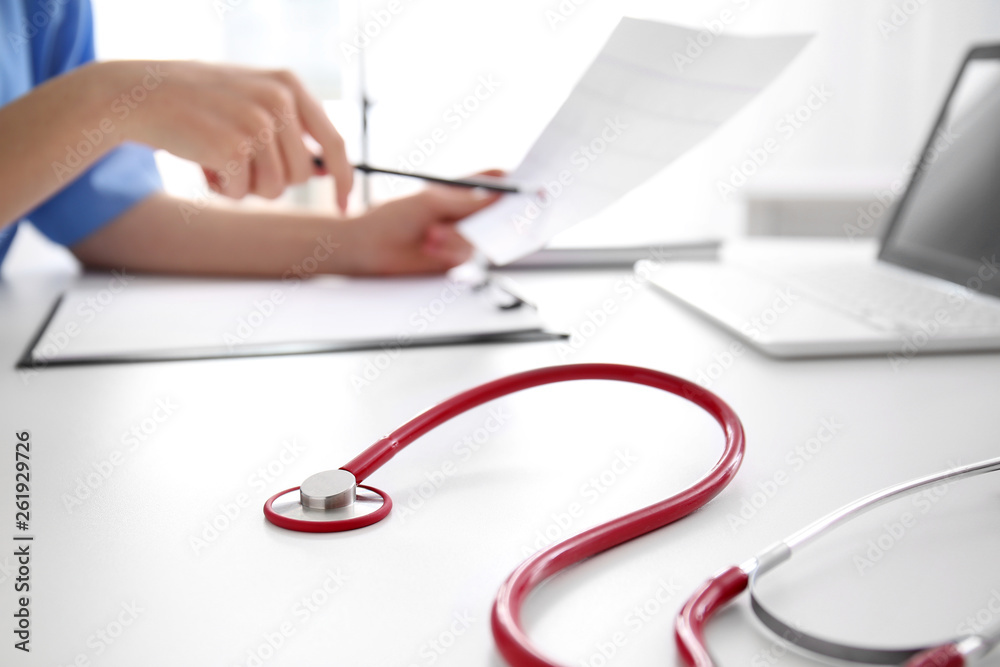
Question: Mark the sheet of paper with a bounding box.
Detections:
[27,273,550,364]
[459,17,811,265]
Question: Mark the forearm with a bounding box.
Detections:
[0,62,129,229]
[71,193,361,277]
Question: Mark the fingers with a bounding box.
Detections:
[202,166,221,193]
[218,155,252,199]
[270,70,353,212]
[273,110,314,187]
[415,184,495,271]
[249,133,285,199]
[195,89,258,199]
[237,74,313,191]
[422,223,474,267]
[425,168,508,219]
[473,169,507,179]
[422,186,504,222]
[180,84,280,200]
[150,64,348,205]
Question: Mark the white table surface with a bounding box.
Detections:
[2,239,999,667]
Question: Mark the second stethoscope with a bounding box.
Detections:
[676,455,1000,667]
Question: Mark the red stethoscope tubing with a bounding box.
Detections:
[676,567,751,667]
[339,363,746,667]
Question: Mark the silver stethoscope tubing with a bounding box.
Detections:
[747,456,1000,664]
[678,455,1000,667]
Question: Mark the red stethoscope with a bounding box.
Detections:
[262,363,999,666]
[263,363,746,666]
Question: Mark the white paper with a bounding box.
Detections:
[459,17,811,265]
[29,273,548,364]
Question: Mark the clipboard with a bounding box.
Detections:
[17,272,564,368]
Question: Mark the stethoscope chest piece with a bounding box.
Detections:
[300,469,357,509]
[264,469,392,533]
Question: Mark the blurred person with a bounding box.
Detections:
[0,0,500,276]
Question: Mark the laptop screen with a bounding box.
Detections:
[879,47,1000,298]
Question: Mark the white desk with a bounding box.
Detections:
[2,240,999,667]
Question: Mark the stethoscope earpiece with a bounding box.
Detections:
[264,469,392,533]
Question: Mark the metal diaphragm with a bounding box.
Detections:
[300,469,357,510]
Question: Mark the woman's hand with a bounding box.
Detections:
[104,61,353,211]
[339,175,505,275]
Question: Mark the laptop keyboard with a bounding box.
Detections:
[777,263,1000,333]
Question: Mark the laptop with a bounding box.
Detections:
[647,44,1000,359]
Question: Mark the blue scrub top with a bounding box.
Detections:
[0,0,162,267]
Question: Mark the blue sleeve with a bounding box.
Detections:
[29,0,94,80]
[27,145,163,246]
[24,0,162,248]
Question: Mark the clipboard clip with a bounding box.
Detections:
[473,275,531,311]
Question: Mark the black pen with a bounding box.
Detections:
[311,156,524,194]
